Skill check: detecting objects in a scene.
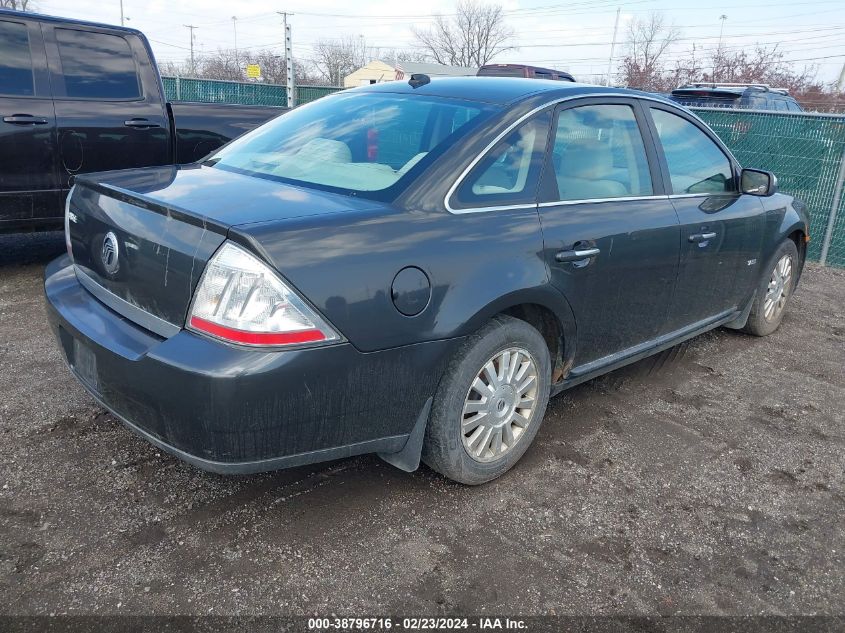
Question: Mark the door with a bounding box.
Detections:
[0,17,60,229]
[645,106,765,331]
[537,99,680,369]
[42,24,171,198]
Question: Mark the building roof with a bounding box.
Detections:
[393,61,478,77]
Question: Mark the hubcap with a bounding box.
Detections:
[461,347,539,463]
[763,254,793,322]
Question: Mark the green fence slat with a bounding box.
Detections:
[692,108,845,267]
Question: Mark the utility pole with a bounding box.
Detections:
[277,12,295,108]
[715,15,727,82]
[836,62,845,93]
[605,7,621,87]
[184,24,198,77]
[232,16,239,71]
[119,0,125,26]
[717,15,728,51]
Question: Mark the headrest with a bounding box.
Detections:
[297,138,352,163]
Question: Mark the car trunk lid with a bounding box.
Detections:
[67,164,382,336]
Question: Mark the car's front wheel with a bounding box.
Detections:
[422,315,551,485]
[742,239,800,337]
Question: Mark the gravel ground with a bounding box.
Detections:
[0,232,843,618]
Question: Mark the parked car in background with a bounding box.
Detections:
[669,83,803,111]
[0,9,283,233]
[46,77,809,485]
[478,64,575,82]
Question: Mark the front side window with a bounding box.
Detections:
[55,29,140,99]
[210,92,494,199]
[0,21,34,97]
[452,112,551,209]
[651,108,734,195]
[551,104,653,202]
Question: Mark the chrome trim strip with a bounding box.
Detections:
[74,267,181,338]
[537,194,669,208]
[445,92,685,215]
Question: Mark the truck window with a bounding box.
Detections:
[55,28,141,99]
[0,21,34,96]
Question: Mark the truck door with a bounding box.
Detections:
[0,17,60,230]
[42,24,171,198]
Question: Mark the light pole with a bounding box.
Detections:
[119,0,124,26]
[232,16,239,70]
[716,15,727,82]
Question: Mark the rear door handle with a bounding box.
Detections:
[688,232,717,243]
[124,119,161,129]
[3,115,48,125]
[555,247,601,263]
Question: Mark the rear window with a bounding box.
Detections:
[0,20,34,97]
[209,92,496,199]
[55,28,141,99]
[478,66,526,78]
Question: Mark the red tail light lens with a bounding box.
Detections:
[187,242,340,347]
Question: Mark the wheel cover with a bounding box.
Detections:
[461,347,539,463]
[763,253,793,322]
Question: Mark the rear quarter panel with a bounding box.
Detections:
[232,206,550,353]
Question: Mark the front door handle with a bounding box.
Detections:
[3,114,48,125]
[124,118,161,129]
[688,232,717,243]
[555,247,601,263]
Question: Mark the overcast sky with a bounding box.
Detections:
[32,0,845,84]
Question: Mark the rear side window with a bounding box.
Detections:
[651,109,734,195]
[452,112,551,209]
[55,29,141,99]
[551,104,652,201]
[0,21,34,96]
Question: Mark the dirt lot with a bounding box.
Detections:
[1,232,843,617]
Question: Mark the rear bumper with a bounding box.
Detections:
[44,256,454,474]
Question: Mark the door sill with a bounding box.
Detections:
[554,308,739,394]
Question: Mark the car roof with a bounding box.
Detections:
[352,76,671,106]
[0,8,143,36]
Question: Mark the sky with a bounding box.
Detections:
[30,0,845,85]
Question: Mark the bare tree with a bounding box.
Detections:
[619,13,680,91]
[380,48,431,67]
[0,0,35,9]
[311,36,368,86]
[412,0,516,67]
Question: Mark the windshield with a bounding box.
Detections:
[208,92,497,199]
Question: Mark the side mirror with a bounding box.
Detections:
[741,168,778,196]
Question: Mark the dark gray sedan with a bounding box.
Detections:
[45,77,809,484]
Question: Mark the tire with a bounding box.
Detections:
[422,315,552,485]
[742,239,799,337]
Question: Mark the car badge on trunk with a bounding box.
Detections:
[101,231,120,275]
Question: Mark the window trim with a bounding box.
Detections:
[449,110,552,212]
[0,18,39,99]
[644,103,741,197]
[444,93,713,215]
[540,97,663,205]
[49,26,145,102]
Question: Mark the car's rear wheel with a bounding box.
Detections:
[742,239,799,337]
[422,315,551,485]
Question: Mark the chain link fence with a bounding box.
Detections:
[692,108,845,268]
[161,77,343,107]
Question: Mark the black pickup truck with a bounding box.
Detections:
[0,9,284,232]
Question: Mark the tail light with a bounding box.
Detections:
[187,241,340,347]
